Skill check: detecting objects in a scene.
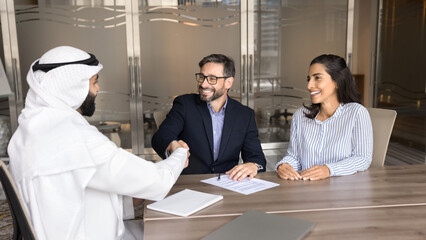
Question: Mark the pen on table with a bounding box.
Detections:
[217,173,221,181]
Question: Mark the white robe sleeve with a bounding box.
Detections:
[86,147,187,201]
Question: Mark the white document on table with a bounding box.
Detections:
[201,175,279,195]
[147,189,223,217]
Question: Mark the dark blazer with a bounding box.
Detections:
[152,94,266,174]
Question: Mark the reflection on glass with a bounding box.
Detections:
[139,0,241,147]
[253,0,348,143]
[376,0,425,156]
[14,2,132,148]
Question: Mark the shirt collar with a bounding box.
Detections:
[315,103,343,124]
[207,95,228,114]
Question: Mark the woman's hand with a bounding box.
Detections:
[277,163,301,180]
[300,165,330,181]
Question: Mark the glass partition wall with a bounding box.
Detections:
[138,0,242,153]
[375,0,426,164]
[2,0,352,161]
[253,0,348,144]
[10,1,139,153]
[252,0,349,169]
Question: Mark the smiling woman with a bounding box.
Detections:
[304,54,361,120]
[275,54,372,181]
[306,64,339,121]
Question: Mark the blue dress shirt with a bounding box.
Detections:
[207,97,228,161]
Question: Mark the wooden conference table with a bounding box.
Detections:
[143,165,426,240]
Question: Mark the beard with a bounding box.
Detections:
[79,92,96,117]
[198,85,226,102]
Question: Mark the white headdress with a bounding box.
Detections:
[26,46,103,110]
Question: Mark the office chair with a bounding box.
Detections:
[367,108,397,167]
[0,160,37,240]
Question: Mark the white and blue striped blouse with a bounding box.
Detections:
[275,103,373,176]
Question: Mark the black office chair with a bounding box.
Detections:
[0,160,37,240]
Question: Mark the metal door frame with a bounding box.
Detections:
[0,0,23,133]
[240,0,254,108]
[346,0,355,69]
[127,0,145,155]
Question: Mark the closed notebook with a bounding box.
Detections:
[202,210,315,240]
[147,189,223,217]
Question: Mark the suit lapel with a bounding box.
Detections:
[195,96,214,158]
[217,97,235,160]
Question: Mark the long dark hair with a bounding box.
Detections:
[304,54,361,119]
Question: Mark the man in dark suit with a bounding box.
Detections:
[152,54,266,181]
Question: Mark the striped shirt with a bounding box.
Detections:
[275,103,373,176]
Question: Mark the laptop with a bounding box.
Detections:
[202,210,315,240]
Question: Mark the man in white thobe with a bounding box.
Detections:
[7,46,189,240]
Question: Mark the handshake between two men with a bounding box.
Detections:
[165,139,262,182]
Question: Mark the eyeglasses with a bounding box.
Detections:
[195,73,230,85]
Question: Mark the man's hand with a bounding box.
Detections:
[300,165,330,181]
[167,140,189,153]
[276,163,301,180]
[225,162,258,181]
[167,140,190,168]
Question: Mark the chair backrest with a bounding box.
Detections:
[367,108,397,167]
[153,111,168,128]
[0,161,37,240]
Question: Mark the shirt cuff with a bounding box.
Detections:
[156,148,187,182]
[275,159,285,171]
[165,150,171,158]
[275,157,300,172]
[325,164,335,176]
[164,140,177,158]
